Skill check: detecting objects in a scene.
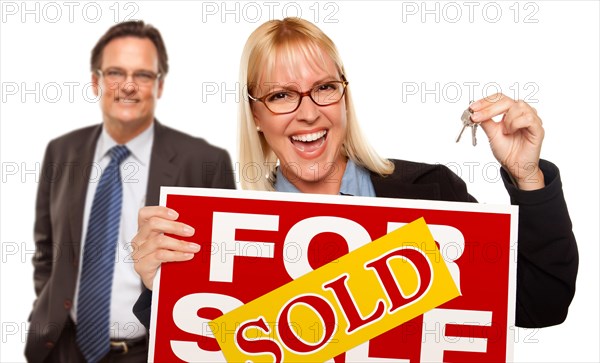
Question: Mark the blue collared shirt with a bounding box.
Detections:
[274,159,376,197]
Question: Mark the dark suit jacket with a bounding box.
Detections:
[133,158,578,330]
[370,159,577,328]
[25,121,235,363]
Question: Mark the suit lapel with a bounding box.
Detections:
[69,125,102,259]
[146,121,178,206]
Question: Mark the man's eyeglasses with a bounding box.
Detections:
[96,68,161,86]
[248,78,349,115]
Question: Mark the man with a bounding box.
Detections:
[25,21,235,362]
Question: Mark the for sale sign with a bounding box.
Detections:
[148,188,518,362]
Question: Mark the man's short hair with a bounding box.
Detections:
[90,20,169,76]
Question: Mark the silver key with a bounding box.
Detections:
[471,123,478,146]
[455,108,474,143]
[456,102,478,146]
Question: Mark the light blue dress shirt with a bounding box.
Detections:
[274,159,376,197]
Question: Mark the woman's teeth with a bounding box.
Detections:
[290,130,327,152]
[291,130,327,142]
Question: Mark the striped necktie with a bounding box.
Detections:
[76,145,130,363]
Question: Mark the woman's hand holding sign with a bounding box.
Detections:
[131,206,199,290]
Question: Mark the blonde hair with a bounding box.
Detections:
[238,18,394,191]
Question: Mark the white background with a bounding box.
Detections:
[1,1,598,362]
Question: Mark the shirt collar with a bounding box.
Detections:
[275,159,374,197]
[274,166,301,193]
[339,158,373,196]
[97,122,154,166]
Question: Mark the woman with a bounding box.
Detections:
[132,18,577,329]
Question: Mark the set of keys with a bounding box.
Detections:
[456,101,478,146]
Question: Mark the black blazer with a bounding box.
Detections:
[133,158,578,329]
[370,159,577,328]
[26,121,235,363]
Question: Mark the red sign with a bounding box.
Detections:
[149,188,518,362]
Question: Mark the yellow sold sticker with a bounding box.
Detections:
[211,218,460,362]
